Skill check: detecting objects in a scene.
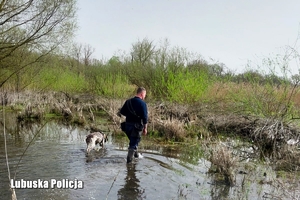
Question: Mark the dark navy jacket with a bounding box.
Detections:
[120,97,148,125]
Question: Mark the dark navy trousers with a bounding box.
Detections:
[125,123,141,150]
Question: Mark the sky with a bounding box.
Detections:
[75,0,300,75]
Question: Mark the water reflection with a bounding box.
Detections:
[209,182,230,200]
[1,113,298,199]
[117,163,145,200]
[85,147,108,163]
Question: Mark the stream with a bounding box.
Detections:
[0,116,299,199]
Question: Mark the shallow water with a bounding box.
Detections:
[0,121,206,200]
[0,118,300,199]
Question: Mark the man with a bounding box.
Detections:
[120,87,148,163]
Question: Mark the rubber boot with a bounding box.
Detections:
[134,147,138,158]
[134,150,139,158]
[127,149,135,163]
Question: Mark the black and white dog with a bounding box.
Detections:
[85,132,108,155]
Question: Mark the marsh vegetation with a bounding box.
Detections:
[1,0,300,198]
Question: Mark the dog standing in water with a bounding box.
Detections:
[85,132,108,155]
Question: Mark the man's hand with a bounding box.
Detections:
[143,128,147,135]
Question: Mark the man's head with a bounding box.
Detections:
[136,87,146,100]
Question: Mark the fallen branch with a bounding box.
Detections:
[106,170,120,200]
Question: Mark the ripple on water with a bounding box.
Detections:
[1,121,299,199]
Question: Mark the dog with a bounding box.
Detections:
[85,132,108,155]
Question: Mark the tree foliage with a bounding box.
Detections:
[0,0,77,89]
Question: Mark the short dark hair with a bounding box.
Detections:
[137,87,146,94]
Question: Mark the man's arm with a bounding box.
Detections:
[141,102,148,135]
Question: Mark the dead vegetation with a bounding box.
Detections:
[2,91,300,178]
[208,143,237,186]
[4,90,300,143]
[206,114,300,155]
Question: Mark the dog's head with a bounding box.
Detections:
[99,133,108,146]
[103,134,108,143]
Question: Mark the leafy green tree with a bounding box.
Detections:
[0,0,77,89]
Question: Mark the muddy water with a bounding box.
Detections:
[0,119,299,199]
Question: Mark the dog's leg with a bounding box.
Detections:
[86,143,94,155]
[86,146,90,156]
[95,138,101,150]
[86,136,97,155]
[86,141,90,156]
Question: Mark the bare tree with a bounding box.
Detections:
[131,38,156,66]
[66,43,95,78]
[83,44,94,66]
[0,0,77,88]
